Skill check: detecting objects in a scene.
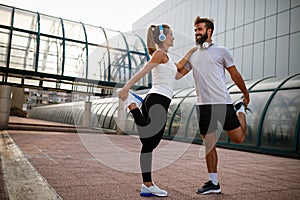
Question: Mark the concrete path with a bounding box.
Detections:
[0,130,61,200]
[1,116,300,199]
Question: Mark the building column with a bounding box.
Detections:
[116,99,127,135]
[0,85,12,130]
[82,101,91,128]
[11,87,24,110]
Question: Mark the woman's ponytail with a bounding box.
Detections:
[147,25,157,56]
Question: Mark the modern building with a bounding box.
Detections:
[133,0,300,89]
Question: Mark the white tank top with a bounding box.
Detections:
[148,53,177,99]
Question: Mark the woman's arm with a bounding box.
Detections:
[175,47,197,80]
[118,50,166,100]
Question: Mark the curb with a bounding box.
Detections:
[0,130,62,200]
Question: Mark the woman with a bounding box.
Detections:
[118,24,196,197]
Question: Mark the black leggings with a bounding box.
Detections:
[130,93,171,183]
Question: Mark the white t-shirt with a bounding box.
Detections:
[186,44,234,105]
[148,53,177,99]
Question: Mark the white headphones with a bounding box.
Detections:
[158,25,166,41]
[201,42,213,49]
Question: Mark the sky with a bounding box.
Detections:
[1,0,165,32]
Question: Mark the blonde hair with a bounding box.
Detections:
[147,24,170,56]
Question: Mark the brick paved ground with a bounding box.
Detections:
[1,116,300,199]
[0,159,9,200]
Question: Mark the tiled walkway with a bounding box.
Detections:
[1,117,300,199]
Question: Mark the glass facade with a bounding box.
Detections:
[0,4,150,95]
[28,74,300,158]
[133,0,300,87]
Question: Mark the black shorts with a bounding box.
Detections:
[196,104,240,135]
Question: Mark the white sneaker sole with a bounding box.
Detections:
[140,192,168,197]
[197,189,221,195]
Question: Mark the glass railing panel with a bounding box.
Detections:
[98,102,113,127]
[63,40,86,78]
[37,35,62,74]
[110,103,119,129]
[0,29,10,67]
[122,32,145,52]
[39,15,62,37]
[0,5,12,26]
[184,98,202,142]
[14,9,38,31]
[173,88,195,98]
[90,103,103,127]
[281,74,300,89]
[104,29,127,50]
[231,93,271,146]
[128,52,149,85]
[10,31,36,71]
[87,45,109,81]
[108,49,130,83]
[165,98,185,138]
[103,99,117,128]
[73,104,84,126]
[84,25,107,45]
[125,111,137,134]
[261,89,300,151]
[229,79,259,93]
[178,97,199,141]
[250,77,285,91]
[94,103,108,127]
[63,20,86,42]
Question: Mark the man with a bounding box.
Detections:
[176,16,250,194]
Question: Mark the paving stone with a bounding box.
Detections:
[0,116,299,200]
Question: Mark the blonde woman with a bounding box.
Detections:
[118,24,196,197]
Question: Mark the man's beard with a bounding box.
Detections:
[195,31,208,45]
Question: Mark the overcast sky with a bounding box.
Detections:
[1,0,165,32]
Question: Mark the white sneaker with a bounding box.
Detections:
[117,89,143,108]
[140,183,168,197]
[233,99,252,114]
[116,89,143,114]
[128,91,143,107]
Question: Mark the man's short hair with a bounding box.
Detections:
[194,16,214,35]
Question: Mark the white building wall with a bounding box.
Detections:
[132,0,300,89]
